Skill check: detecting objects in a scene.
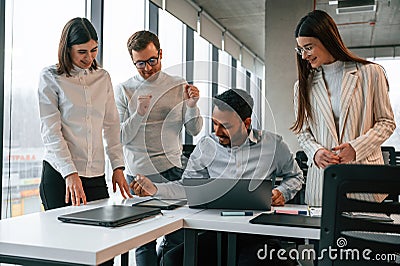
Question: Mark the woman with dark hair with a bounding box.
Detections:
[291,10,395,206]
[38,17,132,212]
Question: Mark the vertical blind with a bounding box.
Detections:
[241,46,255,73]
[224,31,241,61]
[165,0,198,31]
[200,12,222,50]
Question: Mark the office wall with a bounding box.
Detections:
[264,0,312,152]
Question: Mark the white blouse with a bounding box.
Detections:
[38,65,124,178]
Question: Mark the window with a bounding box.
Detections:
[158,9,184,77]
[193,33,212,143]
[236,61,247,91]
[372,58,400,150]
[102,0,146,199]
[2,0,86,218]
[218,49,231,94]
[103,0,145,86]
[250,73,262,129]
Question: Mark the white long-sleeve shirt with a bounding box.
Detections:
[38,65,124,178]
[114,71,203,176]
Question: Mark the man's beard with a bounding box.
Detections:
[218,136,231,147]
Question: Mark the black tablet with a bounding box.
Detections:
[133,198,187,210]
[249,213,321,229]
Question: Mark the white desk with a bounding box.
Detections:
[0,199,200,266]
[0,203,320,266]
[182,205,320,266]
[184,206,319,239]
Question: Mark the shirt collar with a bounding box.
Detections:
[70,65,88,76]
[248,129,261,145]
[136,71,162,83]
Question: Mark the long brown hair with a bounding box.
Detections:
[57,17,99,77]
[291,10,371,133]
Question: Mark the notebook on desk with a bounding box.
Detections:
[58,205,161,227]
[183,178,272,210]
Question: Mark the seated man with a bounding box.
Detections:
[132,88,303,266]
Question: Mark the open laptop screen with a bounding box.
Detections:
[183,178,272,210]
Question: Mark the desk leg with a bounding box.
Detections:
[121,252,129,266]
[184,228,198,266]
[217,232,222,266]
[227,233,237,266]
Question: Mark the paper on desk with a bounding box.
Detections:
[308,207,322,217]
[272,205,310,215]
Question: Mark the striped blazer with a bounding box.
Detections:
[294,61,396,206]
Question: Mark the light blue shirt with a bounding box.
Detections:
[155,129,304,201]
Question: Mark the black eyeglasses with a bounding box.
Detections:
[133,50,160,69]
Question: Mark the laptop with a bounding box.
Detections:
[58,205,161,227]
[183,178,272,210]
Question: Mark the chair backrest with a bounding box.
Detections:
[381,146,396,166]
[319,164,400,266]
[181,144,196,170]
[182,144,196,158]
[381,146,399,202]
[295,150,308,177]
[286,150,308,205]
[395,151,400,166]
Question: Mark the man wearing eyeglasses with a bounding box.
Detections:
[114,30,203,266]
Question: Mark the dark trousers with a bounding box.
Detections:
[39,161,110,210]
[39,160,113,266]
[162,233,298,266]
[128,167,184,266]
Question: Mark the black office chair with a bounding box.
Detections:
[295,150,309,177]
[381,146,396,166]
[381,146,399,202]
[287,150,308,205]
[319,164,400,266]
[182,144,196,158]
[181,144,196,170]
[395,151,400,166]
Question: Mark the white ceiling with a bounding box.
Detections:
[192,0,400,60]
[192,0,265,59]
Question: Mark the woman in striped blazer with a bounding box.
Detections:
[291,10,396,206]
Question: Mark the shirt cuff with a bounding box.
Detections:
[59,164,78,179]
[185,106,199,120]
[154,184,167,198]
[113,166,125,171]
[275,185,289,203]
